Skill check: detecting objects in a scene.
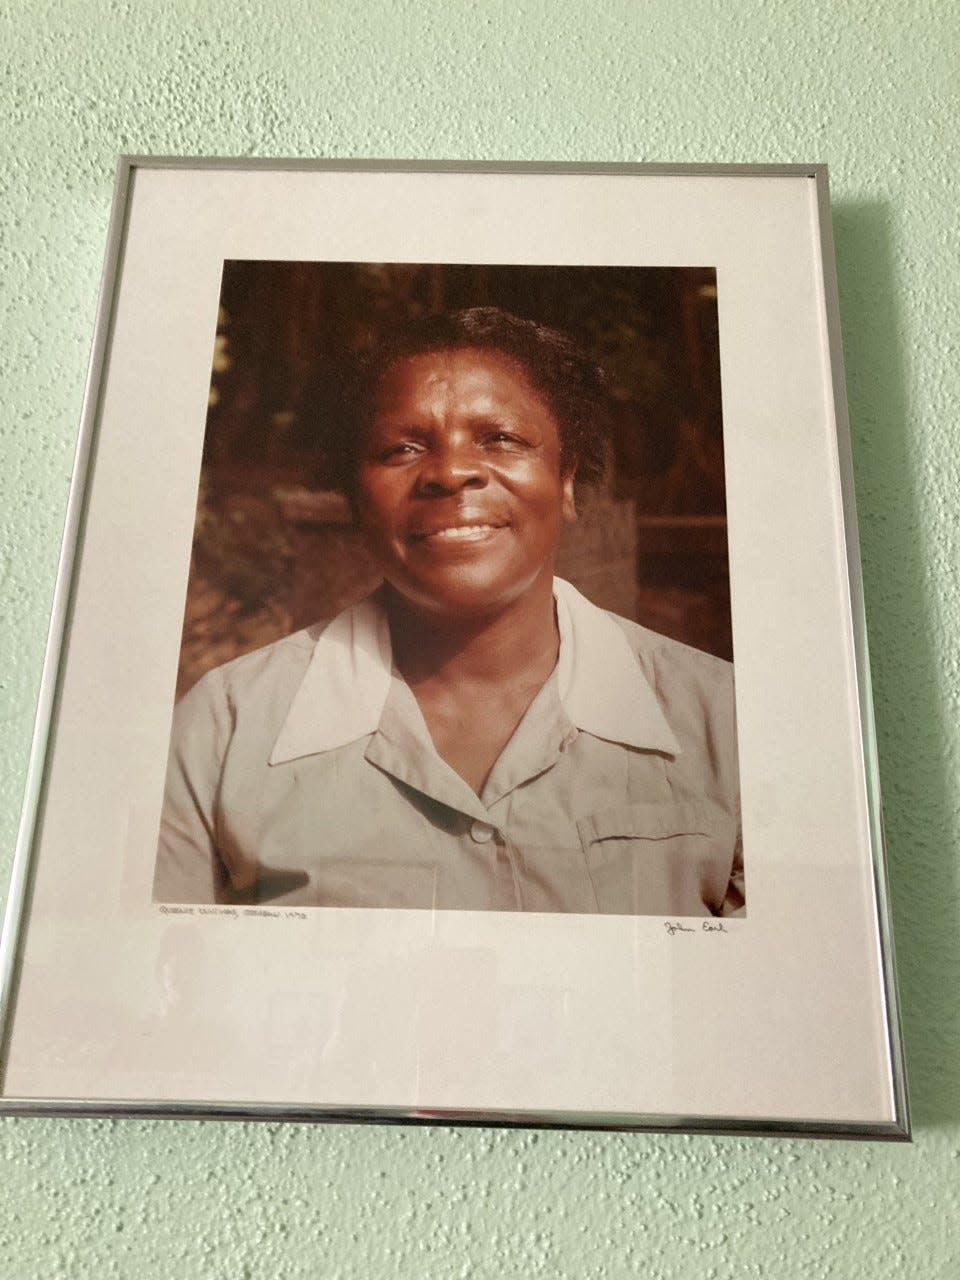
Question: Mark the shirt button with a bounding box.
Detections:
[470,820,496,843]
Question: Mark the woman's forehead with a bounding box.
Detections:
[372,346,550,415]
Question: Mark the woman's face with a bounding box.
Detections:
[356,347,577,620]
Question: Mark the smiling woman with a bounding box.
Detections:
[358,342,579,794]
[357,346,576,620]
[154,305,743,916]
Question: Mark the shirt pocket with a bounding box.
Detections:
[576,800,739,917]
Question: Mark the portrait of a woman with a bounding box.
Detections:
[154,305,743,916]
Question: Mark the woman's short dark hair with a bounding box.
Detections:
[318,306,609,497]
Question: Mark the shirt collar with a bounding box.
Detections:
[553,577,680,755]
[269,595,392,764]
[269,577,680,764]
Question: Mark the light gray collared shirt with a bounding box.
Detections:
[155,578,743,915]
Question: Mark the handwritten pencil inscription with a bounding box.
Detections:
[663,920,729,936]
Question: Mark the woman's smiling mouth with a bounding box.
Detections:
[412,522,508,543]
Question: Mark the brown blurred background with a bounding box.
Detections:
[177,261,730,697]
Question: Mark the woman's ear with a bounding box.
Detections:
[561,469,578,523]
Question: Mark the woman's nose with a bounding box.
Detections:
[415,441,488,494]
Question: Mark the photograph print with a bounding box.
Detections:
[153,261,744,918]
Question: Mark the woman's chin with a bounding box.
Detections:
[382,564,554,624]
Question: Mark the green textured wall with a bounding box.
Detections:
[1,1,958,1275]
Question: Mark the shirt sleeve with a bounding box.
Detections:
[152,668,232,904]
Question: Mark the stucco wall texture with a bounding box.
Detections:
[1,1,958,1276]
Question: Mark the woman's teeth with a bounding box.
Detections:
[428,524,498,540]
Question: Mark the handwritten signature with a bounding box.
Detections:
[663,920,728,936]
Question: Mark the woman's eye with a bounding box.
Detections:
[377,441,421,462]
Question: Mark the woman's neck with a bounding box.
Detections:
[383,574,562,795]
[383,575,560,693]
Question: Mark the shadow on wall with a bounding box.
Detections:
[833,199,958,1128]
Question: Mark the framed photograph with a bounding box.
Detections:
[0,159,908,1137]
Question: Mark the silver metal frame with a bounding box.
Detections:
[0,158,910,1140]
